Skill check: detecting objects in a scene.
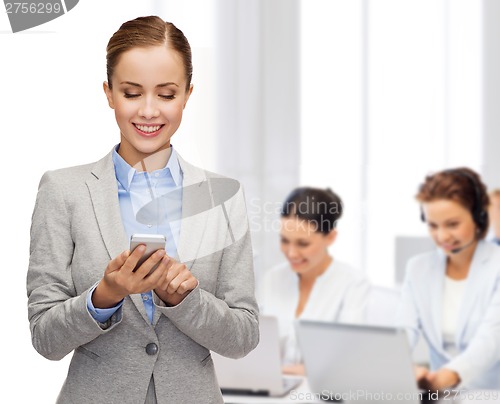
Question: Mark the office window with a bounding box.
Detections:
[300,0,482,286]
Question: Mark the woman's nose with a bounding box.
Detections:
[287,245,299,258]
[436,227,451,243]
[139,96,160,119]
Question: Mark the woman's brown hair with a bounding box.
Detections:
[106,16,193,91]
[281,187,343,235]
[416,167,489,239]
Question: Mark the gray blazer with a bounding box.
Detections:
[27,149,259,404]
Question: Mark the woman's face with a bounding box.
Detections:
[280,216,336,276]
[104,45,192,164]
[422,199,477,256]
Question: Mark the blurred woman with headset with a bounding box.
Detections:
[397,168,500,390]
[262,187,370,375]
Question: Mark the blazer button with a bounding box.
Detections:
[146,343,158,355]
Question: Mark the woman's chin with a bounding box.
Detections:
[131,140,170,156]
[290,261,308,273]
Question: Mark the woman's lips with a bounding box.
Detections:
[289,259,306,267]
[133,123,164,137]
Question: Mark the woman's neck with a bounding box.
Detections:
[295,255,332,318]
[446,241,478,280]
[118,142,171,172]
[300,255,332,283]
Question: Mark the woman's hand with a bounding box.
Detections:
[92,246,170,308]
[154,258,198,306]
[417,367,460,390]
[415,365,429,384]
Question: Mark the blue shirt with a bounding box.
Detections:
[87,145,183,324]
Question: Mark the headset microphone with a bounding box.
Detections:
[450,239,475,254]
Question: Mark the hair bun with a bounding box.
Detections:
[281,186,343,234]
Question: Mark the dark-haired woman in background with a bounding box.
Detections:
[262,187,370,375]
[397,168,500,390]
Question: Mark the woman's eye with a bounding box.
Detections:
[298,243,310,248]
[124,93,140,98]
[160,94,175,100]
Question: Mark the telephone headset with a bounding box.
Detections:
[420,169,488,234]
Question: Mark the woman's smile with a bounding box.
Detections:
[133,123,165,137]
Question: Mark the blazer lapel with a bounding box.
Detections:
[455,241,489,344]
[427,250,446,351]
[132,294,153,325]
[86,151,128,259]
[86,150,151,326]
[175,153,210,268]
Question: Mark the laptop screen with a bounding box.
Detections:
[296,321,422,404]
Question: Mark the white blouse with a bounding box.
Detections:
[442,276,467,357]
[261,259,370,365]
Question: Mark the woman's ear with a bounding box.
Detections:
[183,84,194,109]
[103,81,115,109]
[326,229,338,246]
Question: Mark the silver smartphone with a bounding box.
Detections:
[129,234,167,274]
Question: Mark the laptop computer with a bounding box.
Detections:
[212,315,302,397]
[296,321,430,403]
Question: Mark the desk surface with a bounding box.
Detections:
[223,380,500,404]
[223,378,321,404]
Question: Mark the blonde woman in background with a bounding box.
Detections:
[398,168,500,390]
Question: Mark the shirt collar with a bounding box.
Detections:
[167,147,182,186]
[112,144,182,191]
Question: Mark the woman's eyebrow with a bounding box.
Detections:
[120,81,142,87]
[156,82,179,88]
[428,216,461,224]
[119,81,179,88]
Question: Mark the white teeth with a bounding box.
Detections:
[135,124,161,133]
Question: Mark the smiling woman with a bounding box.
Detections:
[26,16,258,404]
[397,167,500,391]
[262,186,370,376]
